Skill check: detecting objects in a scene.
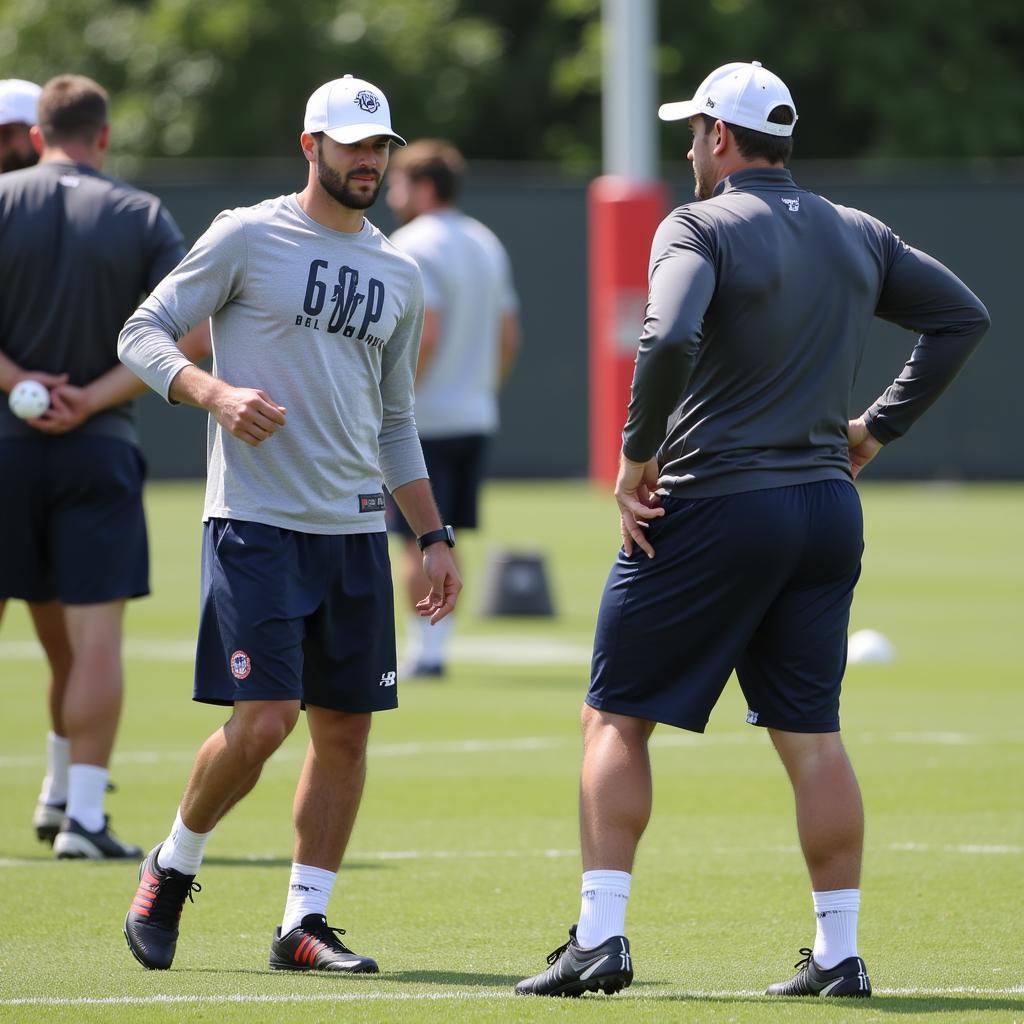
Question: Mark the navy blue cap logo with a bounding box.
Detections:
[355,90,380,113]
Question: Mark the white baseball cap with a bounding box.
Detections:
[658,61,797,138]
[304,75,406,146]
[0,79,42,127]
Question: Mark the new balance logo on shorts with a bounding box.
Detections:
[379,671,396,687]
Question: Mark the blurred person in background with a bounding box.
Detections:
[385,139,521,678]
[517,61,988,999]
[0,74,210,859]
[0,75,74,849]
[0,79,42,172]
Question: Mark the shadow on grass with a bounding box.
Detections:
[638,993,1024,1013]
[183,968,519,987]
[385,970,520,987]
[200,856,389,871]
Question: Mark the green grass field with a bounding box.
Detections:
[1,480,1021,1023]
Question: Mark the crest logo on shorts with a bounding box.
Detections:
[745,709,759,724]
[355,90,380,114]
[230,649,252,680]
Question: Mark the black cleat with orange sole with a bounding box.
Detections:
[123,845,200,970]
[269,914,379,973]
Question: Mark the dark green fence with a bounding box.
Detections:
[130,159,1021,481]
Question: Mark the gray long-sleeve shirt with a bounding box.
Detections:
[622,168,990,495]
[119,194,427,534]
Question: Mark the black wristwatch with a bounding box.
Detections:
[416,524,456,551]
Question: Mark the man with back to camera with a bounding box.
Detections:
[0,75,76,850]
[0,74,211,859]
[516,61,989,998]
[118,75,462,973]
[385,139,521,677]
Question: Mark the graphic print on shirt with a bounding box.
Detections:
[296,259,388,349]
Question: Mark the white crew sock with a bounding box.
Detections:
[39,732,70,806]
[576,870,631,949]
[418,613,453,665]
[812,888,861,968]
[281,863,337,934]
[65,763,108,833]
[157,808,212,875]
[406,612,453,667]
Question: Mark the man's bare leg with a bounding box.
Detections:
[768,728,866,981]
[271,707,380,974]
[178,700,302,834]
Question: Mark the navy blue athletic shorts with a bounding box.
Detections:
[0,434,149,604]
[386,434,487,538]
[587,480,863,734]
[195,519,398,713]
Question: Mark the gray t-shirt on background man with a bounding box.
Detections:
[623,167,990,496]
[389,208,518,438]
[119,194,427,535]
[0,160,186,444]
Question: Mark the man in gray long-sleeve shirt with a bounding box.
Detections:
[118,76,461,974]
[517,62,989,999]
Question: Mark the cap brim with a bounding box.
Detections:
[0,109,34,126]
[322,124,407,146]
[658,100,701,122]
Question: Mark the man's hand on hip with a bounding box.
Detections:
[847,417,884,479]
[615,454,664,558]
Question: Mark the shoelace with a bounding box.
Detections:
[148,875,202,928]
[792,947,814,970]
[545,938,571,965]
[307,918,354,953]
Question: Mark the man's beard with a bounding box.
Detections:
[317,161,381,210]
[1,149,39,173]
[693,166,713,201]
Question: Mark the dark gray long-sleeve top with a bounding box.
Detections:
[622,168,990,495]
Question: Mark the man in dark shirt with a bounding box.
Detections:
[0,75,77,855]
[0,74,209,859]
[517,61,989,999]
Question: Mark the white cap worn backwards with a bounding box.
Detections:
[0,79,42,127]
[304,75,406,146]
[658,61,797,138]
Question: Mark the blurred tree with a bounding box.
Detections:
[0,0,1020,163]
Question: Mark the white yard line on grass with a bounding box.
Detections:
[1,635,594,666]
[3,986,1022,1007]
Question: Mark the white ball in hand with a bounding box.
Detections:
[8,379,51,419]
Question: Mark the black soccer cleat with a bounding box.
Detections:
[53,815,143,860]
[515,925,633,997]
[766,947,871,997]
[269,914,379,973]
[37,781,118,843]
[124,845,201,970]
[33,801,66,844]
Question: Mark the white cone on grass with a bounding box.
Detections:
[847,629,894,665]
